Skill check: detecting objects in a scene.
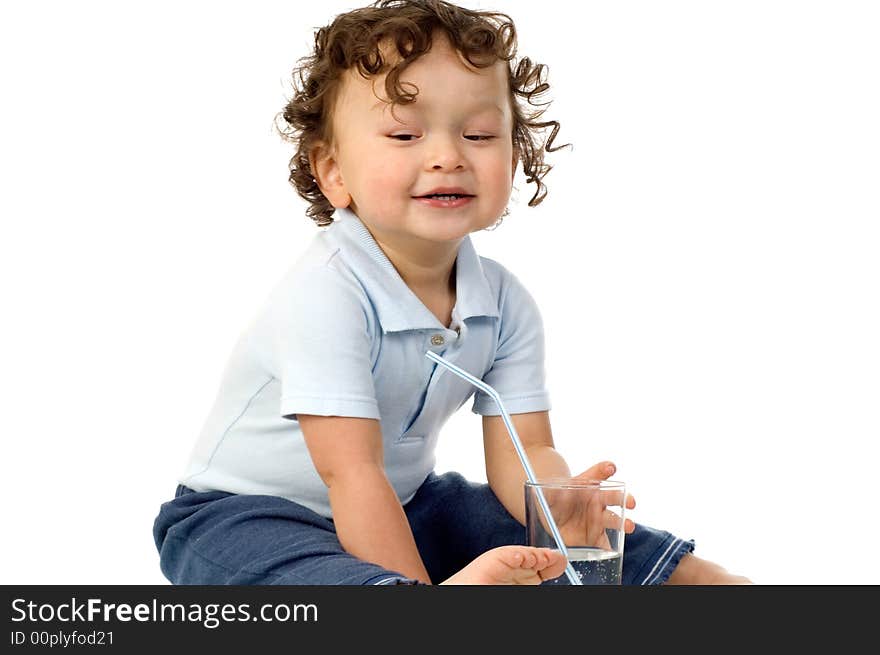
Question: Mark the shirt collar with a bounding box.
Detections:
[327,207,500,333]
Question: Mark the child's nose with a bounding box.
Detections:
[426,134,465,171]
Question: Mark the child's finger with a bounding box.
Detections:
[599,487,630,508]
[573,461,616,481]
[603,508,636,534]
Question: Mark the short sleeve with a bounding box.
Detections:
[471,272,552,416]
[273,266,380,420]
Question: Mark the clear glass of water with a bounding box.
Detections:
[525,478,627,585]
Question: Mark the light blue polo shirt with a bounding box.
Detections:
[179,207,551,518]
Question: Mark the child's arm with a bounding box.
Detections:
[483,410,577,524]
[298,414,432,584]
[483,410,627,525]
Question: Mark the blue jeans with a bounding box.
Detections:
[153,471,694,585]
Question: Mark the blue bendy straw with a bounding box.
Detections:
[425,350,582,586]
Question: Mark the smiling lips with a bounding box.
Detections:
[413,187,475,208]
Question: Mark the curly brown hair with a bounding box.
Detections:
[274,0,568,227]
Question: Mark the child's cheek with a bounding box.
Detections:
[372,168,405,195]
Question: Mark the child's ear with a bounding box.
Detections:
[309,141,351,209]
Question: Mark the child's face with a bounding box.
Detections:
[312,33,516,249]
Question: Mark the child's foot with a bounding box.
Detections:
[439,545,567,585]
[664,553,753,585]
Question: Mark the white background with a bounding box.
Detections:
[2,1,877,585]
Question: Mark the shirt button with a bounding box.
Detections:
[431,334,445,346]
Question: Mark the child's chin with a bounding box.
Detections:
[417,220,483,241]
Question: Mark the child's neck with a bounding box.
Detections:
[372,234,458,326]
[396,255,457,296]
[371,234,459,296]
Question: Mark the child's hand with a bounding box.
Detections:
[540,461,635,549]
[571,460,636,534]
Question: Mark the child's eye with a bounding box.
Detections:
[388,134,494,142]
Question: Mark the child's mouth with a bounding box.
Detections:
[414,193,475,208]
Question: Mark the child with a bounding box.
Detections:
[153,0,749,585]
